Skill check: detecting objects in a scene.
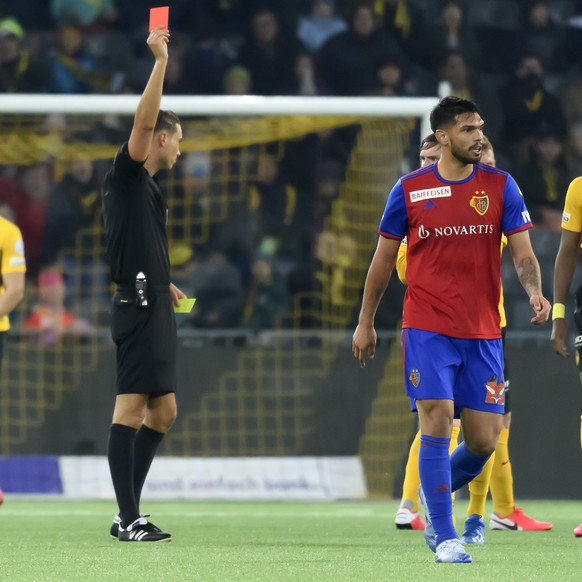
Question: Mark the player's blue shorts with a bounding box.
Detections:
[402,328,505,415]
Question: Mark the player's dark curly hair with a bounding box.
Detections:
[154,109,180,134]
[420,133,438,150]
[430,96,481,132]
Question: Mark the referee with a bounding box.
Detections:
[101,26,185,542]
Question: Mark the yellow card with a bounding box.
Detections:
[174,297,196,313]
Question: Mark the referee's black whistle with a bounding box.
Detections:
[136,272,148,308]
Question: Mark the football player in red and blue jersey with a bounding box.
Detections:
[353,96,551,563]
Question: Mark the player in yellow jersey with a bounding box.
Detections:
[395,135,552,539]
[0,205,26,365]
[0,204,26,505]
[551,175,582,537]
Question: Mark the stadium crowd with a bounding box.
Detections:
[1,0,582,331]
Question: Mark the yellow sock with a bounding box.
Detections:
[449,425,460,453]
[489,428,514,517]
[467,454,494,517]
[401,431,421,511]
[449,425,460,525]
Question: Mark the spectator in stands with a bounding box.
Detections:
[113,0,162,40]
[499,52,567,164]
[437,50,503,144]
[375,0,427,68]
[170,0,251,38]
[168,27,229,95]
[313,158,344,232]
[516,1,566,76]
[463,0,521,30]
[270,0,313,31]
[424,0,482,70]
[186,250,246,329]
[375,60,410,97]
[317,0,408,96]
[217,229,255,297]
[223,65,252,95]
[286,236,322,329]
[160,50,189,96]
[48,25,115,93]
[296,0,347,53]
[560,55,582,127]
[0,0,53,30]
[250,154,300,258]
[50,0,118,29]
[42,159,102,268]
[286,51,328,96]
[72,112,130,145]
[244,254,289,331]
[0,162,52,278]
[236,6,304,96]
[511,128,569,230]
[24,268,93,344]
[565,122,582,178]
[312,227,357,309]
[0,17,49,93]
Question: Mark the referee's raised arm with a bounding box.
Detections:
[127,26,170,163]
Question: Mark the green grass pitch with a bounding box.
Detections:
[0,499,580,581]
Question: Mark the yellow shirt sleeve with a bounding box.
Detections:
[561,176,582,236]
[498,282,506,329]
[396,237,407,285]
[499,235,507,328]
[0,216,27,332]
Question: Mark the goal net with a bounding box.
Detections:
[0,95,435,498]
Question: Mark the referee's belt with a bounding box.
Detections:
[116,284,170,294]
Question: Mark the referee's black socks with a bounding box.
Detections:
[108,423,139,527]
[134,425,165,506]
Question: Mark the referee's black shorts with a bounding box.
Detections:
[110,288,177,395]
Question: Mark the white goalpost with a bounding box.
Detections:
[0,94,437,137]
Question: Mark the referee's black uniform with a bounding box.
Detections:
[102,142,176,395]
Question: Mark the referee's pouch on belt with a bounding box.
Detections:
[135,272,148,309]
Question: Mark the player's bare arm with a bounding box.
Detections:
[551,228,580,357]
[352,236,400,368]
[128,26,170,163]
[0,271,24,319]
[507,230,551,324]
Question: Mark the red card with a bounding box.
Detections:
[149,6,169,32]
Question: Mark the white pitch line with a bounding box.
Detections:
[0,509,384,518]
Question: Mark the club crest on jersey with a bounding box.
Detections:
[470,191,489,216]
[409,369,420,388]
[484,375,505,405]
